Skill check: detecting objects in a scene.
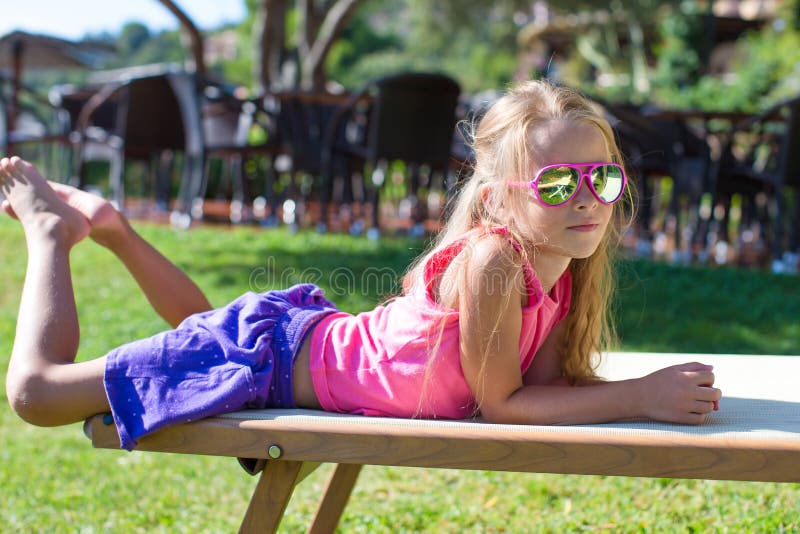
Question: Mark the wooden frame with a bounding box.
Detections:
[84,353,800,532]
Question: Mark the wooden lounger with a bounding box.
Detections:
[84,352,800,533]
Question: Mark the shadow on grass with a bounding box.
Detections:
[614,259,800,355]
[155,228,798,355]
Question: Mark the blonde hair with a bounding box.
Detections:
[404,79,633,391]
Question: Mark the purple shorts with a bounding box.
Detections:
[103,283,339,450]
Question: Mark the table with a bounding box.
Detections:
[84,352,800,533]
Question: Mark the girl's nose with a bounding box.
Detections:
[573,175,598,209]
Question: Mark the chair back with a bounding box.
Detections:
[52,84,121,134]
[201,100,249,148]
[67,74,192,157]
[123,74,188,156]
[282,93,346,174]
[366,73,460,169]
[603,103,709,182]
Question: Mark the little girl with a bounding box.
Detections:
[3,80,720,450]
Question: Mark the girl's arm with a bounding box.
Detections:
[522,321,569,386]
[459,245,721,426]
[6,183,213,327]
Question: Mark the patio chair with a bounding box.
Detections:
[708,95,800,270]
[320,72,461,234]
[599,101,711,257]
[172,79,292,224]
[64,73,199,215]
[273,91,367,230]
[52,83,124,191]
[59,72,290,226]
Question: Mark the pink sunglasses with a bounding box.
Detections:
[508,162,628,207]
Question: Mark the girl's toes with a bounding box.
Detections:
[10,156,37,174]
[8,157,45,184]
[2,199,17,219]
[0,158,11,180]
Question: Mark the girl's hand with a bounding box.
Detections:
[3,181,126,248]
[639,362,722,424]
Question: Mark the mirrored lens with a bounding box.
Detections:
[537,167,579,205]
[591,165,624,203]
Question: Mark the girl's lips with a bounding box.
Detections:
[567,223,600,232]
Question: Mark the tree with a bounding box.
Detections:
[323,1,403,89]
[351,0,530,93]
[250,0,363,92]
[157,0,206,77]
[304,0,542,92]
[118,23,151,57]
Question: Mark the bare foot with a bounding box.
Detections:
[0,157,90,246]
[4,180,127,248]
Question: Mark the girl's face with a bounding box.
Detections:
[517,120,614,261]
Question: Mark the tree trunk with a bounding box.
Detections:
[297,0,321,59]
[299,0,361,91]
[253,0,269,92]
[254,0,290,93]
[157,0,206,78]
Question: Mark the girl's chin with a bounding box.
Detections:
[535,238,604,259]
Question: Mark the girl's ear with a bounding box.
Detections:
[479,183,495,210]
[480,182,510,219]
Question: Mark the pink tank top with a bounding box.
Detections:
[308,227,572,419]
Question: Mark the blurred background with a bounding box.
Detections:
[1,0,799,272]
[4,1,796,109]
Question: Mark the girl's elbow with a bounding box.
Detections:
[479,398,566,426]
[6,369,63,426]
[479,402,522,425]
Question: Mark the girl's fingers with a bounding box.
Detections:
[699,386,722,400]
[690,387,721,414]
[687,370,715,387]
[690,400,716,414]
[677,362,713,372]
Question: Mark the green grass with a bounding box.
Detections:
[1,216,798,532]
[614,259,800,355]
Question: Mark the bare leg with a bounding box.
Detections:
[4,181,212,327]
[1,156,109,426]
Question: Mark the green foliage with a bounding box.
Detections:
[323,0,527,93]
[649,4,800,112]
[651,5,703,93]
[325,2,404,89]
[104,26,186,70]
[596,0,800,111]
[400,0,524,92]
[17,0,800,110]
[117,22,151,57]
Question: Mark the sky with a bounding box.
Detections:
[0,0,247,41]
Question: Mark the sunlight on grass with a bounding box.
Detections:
[1,217,798,531]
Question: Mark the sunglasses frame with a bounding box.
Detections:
[508,162,628,207]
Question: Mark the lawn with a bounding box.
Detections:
[1,216,798,532]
